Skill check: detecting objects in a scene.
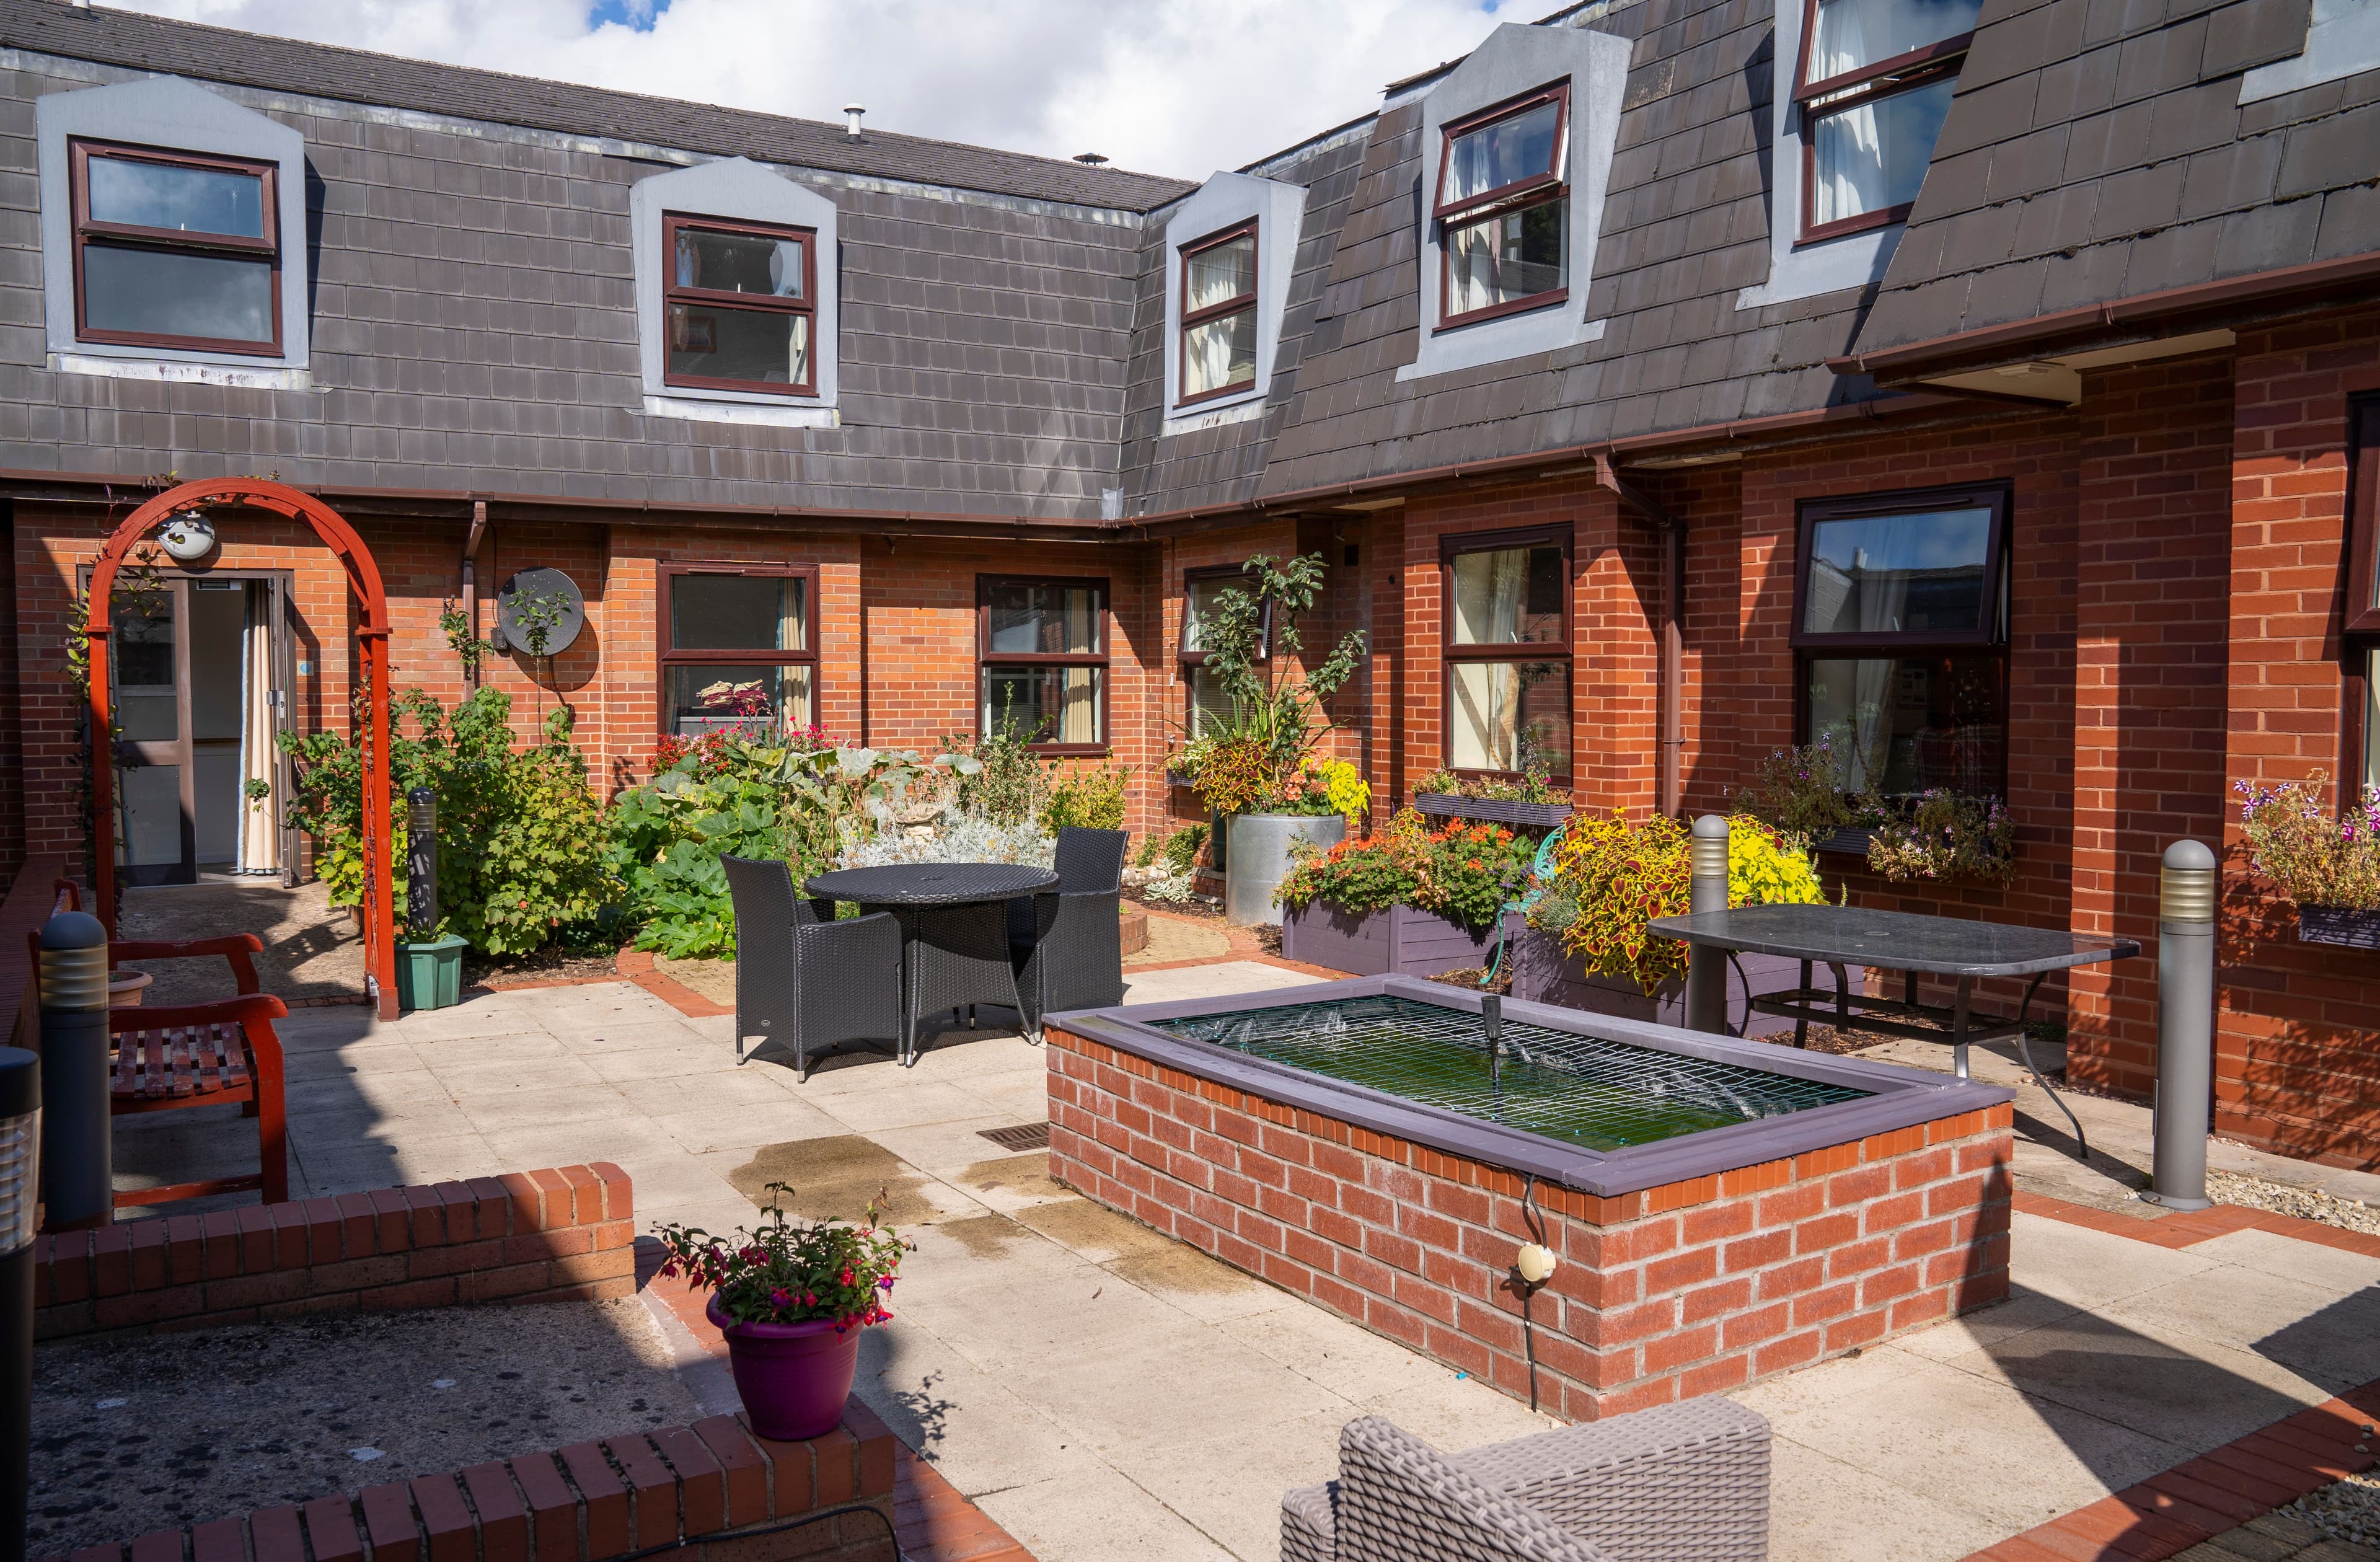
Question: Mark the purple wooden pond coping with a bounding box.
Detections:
[1046,975,2011,1200]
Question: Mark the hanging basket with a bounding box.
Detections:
[2298,905,2380,950]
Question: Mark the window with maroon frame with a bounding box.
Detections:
[1179,565,1274,738]
[1794,0,1980,242]
[980,577,1109,754]
[1434,82,1570,329]
[1179,221,1258,405]
[662,214,818,396]
[2342,399,2380,801]
[659,567,818,737]
[70,139,281,355]
[1442,527,1572,781]
[1793,484,2009,798]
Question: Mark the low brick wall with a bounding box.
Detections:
[35,1163,635,1339]
[53,1403,901,1562]
[1047,1026,2013,1422]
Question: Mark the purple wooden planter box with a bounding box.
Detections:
[1509,930,1806,1036]
[1280,902,1522,977]
[1411,793,1574,829]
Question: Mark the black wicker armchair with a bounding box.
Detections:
[1008,826,1130,1036]
[720,854,905,1081]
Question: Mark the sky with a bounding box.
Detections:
[111,0,1515,180]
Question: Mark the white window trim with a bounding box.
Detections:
[1160,171,1306,433]
[2241,0,2380,104]
[629,157,839,413]
[35,74,311,370]
[1397,22,1631,384]
[1735,0,1920,312]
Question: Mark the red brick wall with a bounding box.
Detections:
[2064,358,2237,1094]
[2221,307,2380,1165]
[1047,1025,2013,1422]
[68,1402,901,1562]
[35,1162,635,1339]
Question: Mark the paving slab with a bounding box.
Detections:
[109,957,2380,1562]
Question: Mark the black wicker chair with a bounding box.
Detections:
[1007,826,1130,1038]
[720,854,905,1081]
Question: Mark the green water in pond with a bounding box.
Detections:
[1153,994,1869,1153]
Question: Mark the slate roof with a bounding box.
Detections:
[0,0,1194,210]
[1851,0,2380,363]
[1126,0,1893,514]
[0,0,2363,523]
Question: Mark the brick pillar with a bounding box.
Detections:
[2065,356,2236,1097]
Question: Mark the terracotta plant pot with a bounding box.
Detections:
[705,1295,865,1442]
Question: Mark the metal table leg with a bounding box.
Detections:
[1828,963,1851,1036]
[1794,960,1812,1048]
[2006,972,2087,1156]
[1952,976,1972,1081]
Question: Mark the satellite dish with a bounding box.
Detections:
[492,567,586,658]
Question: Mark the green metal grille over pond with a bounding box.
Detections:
[1152,994,1872,1152]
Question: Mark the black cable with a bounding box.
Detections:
[602,1501,903,1562]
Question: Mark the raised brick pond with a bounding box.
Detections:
[1046,977,2015,1422]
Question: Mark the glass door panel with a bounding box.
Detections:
[109,581,194,883]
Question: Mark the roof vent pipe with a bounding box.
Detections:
[1073,152,1109,165]
[843,104,865,139]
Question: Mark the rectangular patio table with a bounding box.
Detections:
[1644,904,2140,1158]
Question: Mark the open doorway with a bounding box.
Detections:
[105,571,295,886]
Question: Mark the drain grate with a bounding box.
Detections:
[977,1122,1051,1152]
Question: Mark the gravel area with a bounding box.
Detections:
[2285,1466,2380,1551]
[30,1299,698,1556]
[2207,1170,2380,1237]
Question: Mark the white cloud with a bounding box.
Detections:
[110,0,1510,179]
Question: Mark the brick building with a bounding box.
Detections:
[0,0,2374,1167]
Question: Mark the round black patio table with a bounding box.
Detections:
[803,863,1059,1064]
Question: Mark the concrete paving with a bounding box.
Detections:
[110,961,2380,1562]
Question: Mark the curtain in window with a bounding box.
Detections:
[2368,649,2379,798]
[235,583,279,875]
[1453,549,1528,643]
[1809,0,1885,226]
[1450,663,1520,770]
[1060,668,1098,744]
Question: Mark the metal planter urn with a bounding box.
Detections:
[1224,813,1346,926]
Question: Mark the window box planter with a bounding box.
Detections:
[1223,813,1346,927]
[1411,793,1574,830]
[1812,826,1875,858]
[1509,929,1805,1036]
[2298,905,2380,950]
[1280,902,1525,977]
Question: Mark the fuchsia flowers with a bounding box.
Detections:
[651,1180,910,1331]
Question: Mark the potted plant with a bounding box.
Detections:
[1866,790,2016,885]
[651,1185,907,1442]
[2236,772,2380,947]
[1174,553,1368,925]
[1517,812,1822,1028]
[1277,809,1535,975]
[1411,764,1574,829]
[1734,740,1859,854]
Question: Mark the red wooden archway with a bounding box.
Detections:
[87,479,400,1020]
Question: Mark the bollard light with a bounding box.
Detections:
[406,787,438,937]
[35,910,110,1230]
[2148,839,2217,1211]
[1684,813,1730,1034]
[0,1045,40,1562]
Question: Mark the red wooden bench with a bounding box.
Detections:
[33,881,291,1208]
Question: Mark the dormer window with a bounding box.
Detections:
[71,139,280,355]
[1179,222,1257,405]
[1794,0,1980,241]
[1434,83,1570,329]
[662,214,816,397]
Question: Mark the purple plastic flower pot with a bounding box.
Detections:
[706,1295,865,1442]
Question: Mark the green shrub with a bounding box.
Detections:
[1043,766,1130,836]
[281,688,620,957]
[941,722,1047,827]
